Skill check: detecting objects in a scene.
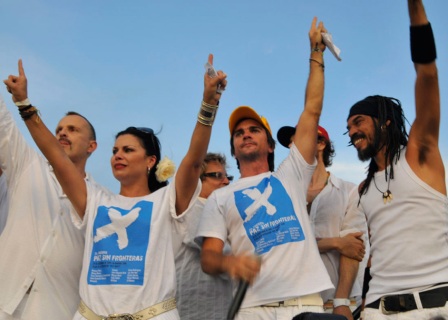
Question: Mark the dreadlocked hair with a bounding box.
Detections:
[358,95,409,200]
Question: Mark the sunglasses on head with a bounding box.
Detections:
[134,127,155,135]
[130,127,159,154]
[202,172,234,181]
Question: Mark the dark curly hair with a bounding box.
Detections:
[321,137,336,168]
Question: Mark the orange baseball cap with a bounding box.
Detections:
[228,106,272,136]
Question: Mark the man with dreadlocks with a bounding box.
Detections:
[346,0,448,319]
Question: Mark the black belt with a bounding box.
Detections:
[366,285,448,313]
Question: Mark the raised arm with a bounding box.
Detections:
[3,60,87,217]
[175,54,227,214]
[293,17,327,164]
[406,0,446,195]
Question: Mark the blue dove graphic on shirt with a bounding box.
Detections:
[234,176,305,255]
[87,200,153,285]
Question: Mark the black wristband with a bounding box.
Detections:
[18,105,33,112]
[410,23,437,64]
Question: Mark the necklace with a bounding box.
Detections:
[373,175,393,204]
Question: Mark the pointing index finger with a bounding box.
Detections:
[18,59,25,76]
[208,53,214,66]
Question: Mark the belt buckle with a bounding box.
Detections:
[380,297,399,315]
[105,314,135,320]
[262,302,281,307]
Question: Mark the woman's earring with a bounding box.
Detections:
[147,167,151,175]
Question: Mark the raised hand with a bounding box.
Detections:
[4,59,28,103]
[203,54,227,106]
[309,17,327,53]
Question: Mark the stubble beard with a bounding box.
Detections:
[357,143,377,162]
[238,149,262,163]
[356,128,383,162]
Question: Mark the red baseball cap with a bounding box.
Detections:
[277,125,330,148]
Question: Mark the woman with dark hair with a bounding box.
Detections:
[113,126,171,194]
[4,55,227,320]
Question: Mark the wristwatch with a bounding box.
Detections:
[333,298,351,308]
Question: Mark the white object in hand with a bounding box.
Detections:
[321,33,342,61]
[204,62,224,93]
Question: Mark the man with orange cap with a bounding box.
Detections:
[196,17,334,320]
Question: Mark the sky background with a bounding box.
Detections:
[1,0,447,192]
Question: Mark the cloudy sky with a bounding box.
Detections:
[1,0,447,192]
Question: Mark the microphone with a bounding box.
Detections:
[227,280,249,320]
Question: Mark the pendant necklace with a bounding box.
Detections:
[373,175,393,204]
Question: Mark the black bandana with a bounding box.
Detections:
[347,95,397,121]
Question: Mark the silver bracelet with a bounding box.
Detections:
[197,101,219,126]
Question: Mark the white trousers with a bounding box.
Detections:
[362,303,448,320]
[235,305,323,320]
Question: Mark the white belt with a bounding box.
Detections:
[78,298,176,320]
[261,293,323,307]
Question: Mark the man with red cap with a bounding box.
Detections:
[196,17,334,320]
[277,124,368,320]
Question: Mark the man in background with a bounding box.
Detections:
[277,124,368,320]
[175,152,233,320]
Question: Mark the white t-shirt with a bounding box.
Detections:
[0,173,8,234]
[0,94,91,319]
[309,173,369,303]
[72,178,200,320]
[196,144,333,308]
[360,149,448,304]
[175,197,233,320]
